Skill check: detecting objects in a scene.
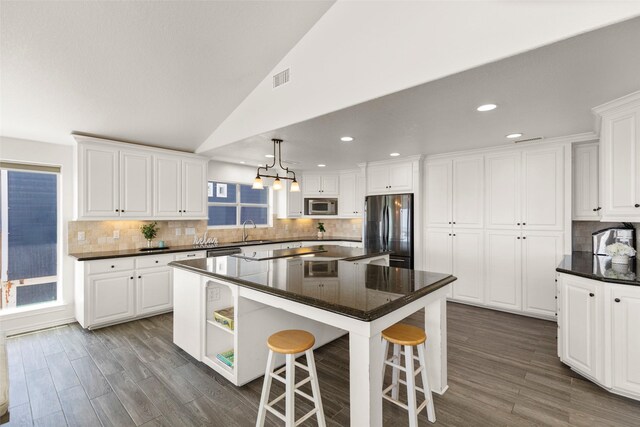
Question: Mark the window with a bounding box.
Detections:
[1,167,59,311]
[207,181,270,227]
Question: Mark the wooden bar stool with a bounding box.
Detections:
[381,323,436,425]
[256,330,326,427]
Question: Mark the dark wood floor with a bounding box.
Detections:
[5,302,640,426]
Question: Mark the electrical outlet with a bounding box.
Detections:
[208,287,220,302]
[77,231,85,241]
[284,224,289,230]
[175,228,182,236]
[113,230,120,239]
[185,227,196,236]
[352,224,358,231]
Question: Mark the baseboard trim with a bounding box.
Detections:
[447,299,557,322]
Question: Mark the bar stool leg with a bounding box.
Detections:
[285,354,296,427]
[256,350,275,427]
[305,349,327,427]
[417,343,436,423]
[404,345,419,427]
[381,339,389,383]
[391,344,401,400]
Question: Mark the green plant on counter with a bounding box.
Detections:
[140,221,159,240]
[317,222,326,233]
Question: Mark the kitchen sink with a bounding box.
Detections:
[228,240,271,245]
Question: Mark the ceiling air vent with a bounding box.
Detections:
[273,68,290,88]
[514,136,544,144]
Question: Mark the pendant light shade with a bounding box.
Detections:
[252,175,264,190]
[272,176,282,191]
[290,179,300,192]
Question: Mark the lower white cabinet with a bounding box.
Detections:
[88,272,136,326]
[522,231,564,317]
[485,230,522,311]
[137,267,173,316]
[558,273,640,401]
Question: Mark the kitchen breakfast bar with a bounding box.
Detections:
[169,245,456,426]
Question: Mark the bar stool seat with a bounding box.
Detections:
[257,330,326,427]
[382,323,436,426]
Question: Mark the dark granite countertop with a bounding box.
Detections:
[69,236,361,261]
[233,245,391,262]
[556,251,638,285]
[170,247,456,322]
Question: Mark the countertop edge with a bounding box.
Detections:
[556,266,639,286]
[69,236,362,261]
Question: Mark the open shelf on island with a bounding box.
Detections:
[207,318,234,335]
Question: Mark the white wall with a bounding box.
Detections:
[198,1,640,153]
[0,137,76,334]
[208,160,256,184]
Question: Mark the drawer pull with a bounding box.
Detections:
[138,276,141,279]
[111,265,115,268]
[130,276,133,280]
[615,298,621,303]
[589,293,595,297]
[155,260,159,263]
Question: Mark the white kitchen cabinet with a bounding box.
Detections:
[573,143,600,220]
[302,173,339,196]
[451,229,484,304]
[154,155,208,219]
[367,161,413,194]
[88,272,136,326]
[136,267,173,316]
[611,285,640,397]
[120,151,153,217]
[484,230,522,311]
[521,231,564,317]
[594,92,640,221]
[338,171,365,217]
[276,180,303,218]
[425,156,483,228]
[78,144,119,218]
[560,274,600,380]
[485,146,564,231]
[425,229,453,274]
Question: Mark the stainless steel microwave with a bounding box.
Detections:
[305,198,338,215]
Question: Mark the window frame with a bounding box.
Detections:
[207,181,272,229]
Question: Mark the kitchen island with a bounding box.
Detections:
[170,245,455,427]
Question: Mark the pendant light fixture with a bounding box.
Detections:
[252,139,300,192]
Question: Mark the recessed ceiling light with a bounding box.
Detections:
[317,164,326,167]
[506,133,523,139]
[477,104,497,112]
[390,153,400,157]
[340,136,354,142]
[240,161,246,164]
[265,154,274,158]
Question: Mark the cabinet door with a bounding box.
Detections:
[453,156,484,228]
[388,162,413,192]
[485,230,522,310]
[355,174,366,215]
[561,275,599,379]
[321,175,339,195]
[303,174,323,195]
[425,161,452,228]
[338,173,357,216]
[425,228,453,298]
[287,185,303,217]
[80,145,119,217]
[367,164,390,194]
[120,151,152,217]
[182,159,207,218]
[88,272,135,326]
[485,152,521,229]
[522,231,563,317]
[522,147,564,230]
[573,143,600,220]
[451,229,484,303]
[612,286,640,397]
[137,267,173,315]
[154,155,182,217]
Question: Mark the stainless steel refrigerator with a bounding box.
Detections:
[364,194,414,269]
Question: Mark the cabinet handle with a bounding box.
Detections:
[593,207,602,212]
[155,260,159,263]
[517,222,520,226]
[453,221,456,224]
[130,276,133,280]
[453,234,456,236]
[448,233,452,236]
[111,265,115,268]
[523,236,527,240]
[448,222,452,224]
[615,298,621,303]
[635,204,640,208]
[138,275,141,279]
[589,293,595,297]
[121,210,125,213]
[522,222,526,225]
[115,209,119,212]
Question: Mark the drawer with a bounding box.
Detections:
[174,251,206,261]
[87,258,135,275]
[136,254,175,269]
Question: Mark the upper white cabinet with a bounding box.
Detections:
[303,173,339,196]
[594,91,640,221]
[426,156,483,229]
[75,136,208,220]
[338,171,365,217]
[276,180,304,218]
[485,146,564,231]
[573,143,600,220]
[367,161,414,194]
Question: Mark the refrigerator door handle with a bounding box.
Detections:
[386,204,391,251]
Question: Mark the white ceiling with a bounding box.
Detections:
[208,16,640,171]
[0,0,334,149]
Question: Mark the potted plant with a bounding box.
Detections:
[605,242,636,265]
[317,222,326,239]
[140,221,159,248]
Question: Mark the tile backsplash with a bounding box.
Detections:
[572,221,639,252]
[68,216,363,254]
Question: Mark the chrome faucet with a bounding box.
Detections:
[242,219,256,242]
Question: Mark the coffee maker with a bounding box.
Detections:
[592,223,636,256]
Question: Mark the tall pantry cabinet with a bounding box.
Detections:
[425,143,568,319]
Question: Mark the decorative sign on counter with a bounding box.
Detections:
[193,231,218,247]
